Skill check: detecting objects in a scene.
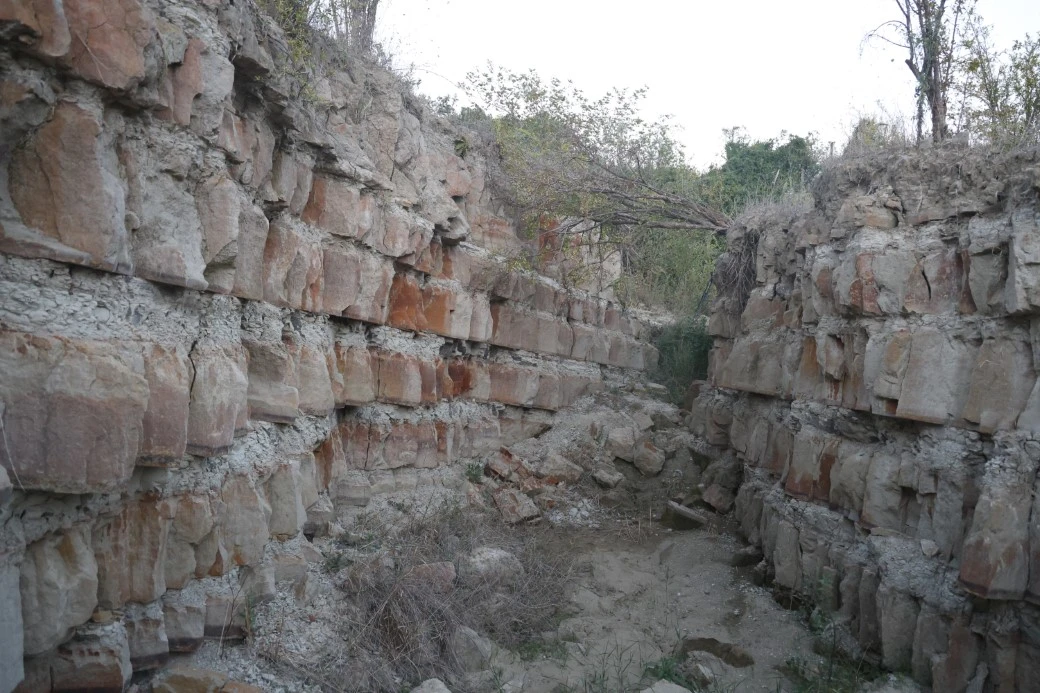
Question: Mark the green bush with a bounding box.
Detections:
[616,227,723,315]
[653,316,713,404]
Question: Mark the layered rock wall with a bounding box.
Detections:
[0,1,656,690]
[690,149,1040,691]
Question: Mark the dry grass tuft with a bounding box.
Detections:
[280,501,575,692]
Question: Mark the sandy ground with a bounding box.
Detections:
[177,518,822,693]
[487,523,820,692]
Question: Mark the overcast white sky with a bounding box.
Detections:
[374,0,1040,168]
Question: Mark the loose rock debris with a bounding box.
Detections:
[145,387,891,693]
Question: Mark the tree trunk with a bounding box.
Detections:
[931,89,949,141]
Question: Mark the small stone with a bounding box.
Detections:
[412,680,452,693]
[632,412,655,431]
[529,452,583,483]
[459,547,524,588]
[91,610,116,624]
[920,539,940,558]
[676,636,754,668]
[702,484,735,513]
[592,465,624,489]
[449,626,493,672]
[632,440,666,476]
[493,489,540,524]
[751,560,769,586]
[662,501,708,530]
[607,426,637,461]
[856,673,924,692]
[485,450,520,481]
[688,663,715,688]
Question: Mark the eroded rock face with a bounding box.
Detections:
[691,148,1040,691]
[5,100,132,272]
[0,1,658,690]
[20,526,98,656]
[0,332,149,494]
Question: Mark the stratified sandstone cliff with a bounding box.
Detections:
[0,2,657,690]
[690,148,1040,691]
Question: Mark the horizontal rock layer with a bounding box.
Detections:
[0,1,656,690]
[692,149,1040,692]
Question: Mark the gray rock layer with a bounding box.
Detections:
[690,148,1040,692]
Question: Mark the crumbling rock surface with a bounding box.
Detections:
[689,147,1040,692]
[0,1,659,690]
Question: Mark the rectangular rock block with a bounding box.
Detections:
[138,344,193,464]
[315,424,347,492]
[337,420,376,471]
[423,283,473,339]
[893,330,976,425]
[715,336,786,397]
[331,344,376,406]
[245,339,299,423]
[960,336,1036,433]
[344,251,393,324]
[488,363,540,408]
[469,294,493,343]
[231,202,271,301]
[1005,208,1040,315]
[302,175,378,240]
[387,273,426,332]
[538,316,574,358]
[828,443,871,517]
[533,373,562,411]
[877,584,919,672]
[161,591,205,652]
[186,343,248,457]
[295,341,335,416]
[0,331,148,493]
[164,495,215,590]
[219,474,272,568]
[20,525,98,657]
[93,499,174,609]
[262,219,323,312]
[784,429,834,500]
[3,101,133,274]
[322,244,362,316]
[374,352,423,407]
[266,463,307,541]
[444,360,489,401]
[50,621,132,693]
[960,453,1037,600]
[124,602,169,672]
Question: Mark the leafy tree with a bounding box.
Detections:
[868,0,977,142]
[694,128,820,216]
[461,66,822,314]
[266,0,381,57]
[464,65,730,236]
[960,24,1040,144]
